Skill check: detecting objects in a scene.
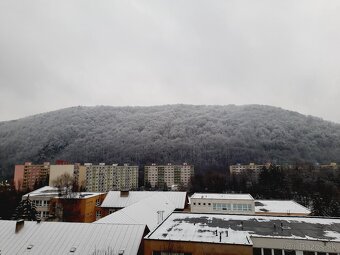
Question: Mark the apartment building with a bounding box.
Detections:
[144,163,194,190]
[85,163,139,192]
[14,162,86,191]
[48,163,86,189]
[14,162,50,191]
[229,162,269,175]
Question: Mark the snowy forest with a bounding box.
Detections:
[1,104,340,177]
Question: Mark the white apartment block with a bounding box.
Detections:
[85,163,138,192]
[190,193,255,214]
[229,162,271,175]
[144,163,194,190]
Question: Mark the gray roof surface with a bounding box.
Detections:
[101,191,187,209]
[146,213,340,245]
[0,220,146,255]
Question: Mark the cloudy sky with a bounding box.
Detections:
[0,0,339,123]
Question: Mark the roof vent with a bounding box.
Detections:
[70,247,77,252]
[27,244,34,250]
[120,190,129,197]
[15,219,24,233]
[118,249,124,255]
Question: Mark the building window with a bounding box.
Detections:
[253,248,261,255]
[264,249,271,255]
[284,251,296,255]
[274,249,283,255]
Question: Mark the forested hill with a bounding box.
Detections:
[1,104,340,176]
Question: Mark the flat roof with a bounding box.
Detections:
[191,193,254,201]
[101,191,187,209]
[255,200,311,214]
[146,213,340,245]
[0,220,146,255]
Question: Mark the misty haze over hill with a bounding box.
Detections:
[0,104,340,177]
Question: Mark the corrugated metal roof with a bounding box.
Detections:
[96,193,177,231]
[101,191,187,209]
[0,220,146,255]
[191,193,254,200]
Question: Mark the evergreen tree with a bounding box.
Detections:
[12,195,39,221]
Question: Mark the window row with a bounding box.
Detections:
[212,203,252,212]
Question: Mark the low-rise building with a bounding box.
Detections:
[190,193,255,214]
[22,186,59,220]
[50,192,106,223]
[145,212,340,255]
[190,193,311,217]
[144,163,194,190]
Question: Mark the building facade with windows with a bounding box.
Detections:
[22,186,59,221]
[85,163,139,192]
[190,193,255,215]
[144,163,194,190]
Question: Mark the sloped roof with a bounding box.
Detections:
[191,193,254,200]
[101,191,187,209]
[146,213,340,245]
[96,193,177,231]
[255,200,311,214]
[0,220,145,255]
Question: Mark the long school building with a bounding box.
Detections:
[145,212,340,255]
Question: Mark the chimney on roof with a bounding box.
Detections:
[15,219,24,233]
[120,190,129,197]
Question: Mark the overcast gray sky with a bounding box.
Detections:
[0,0,339,123]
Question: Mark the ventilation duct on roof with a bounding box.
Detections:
[15,219,24,233]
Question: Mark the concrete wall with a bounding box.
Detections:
[252,236,340,254]
[49,165,75,186]
[144,239,252,255]
[191,198,255,215]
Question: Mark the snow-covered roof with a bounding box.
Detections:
[23,186,104,199]
[23,186,59,198]
[96,193,177,231]
[255,200,311,215]
[191,193,254,201]
[146,213,340,245]
[0,220,146,255]
[101,191,187,209]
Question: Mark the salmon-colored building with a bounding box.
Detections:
[13,165,24,191]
